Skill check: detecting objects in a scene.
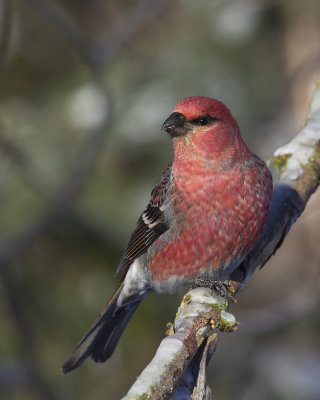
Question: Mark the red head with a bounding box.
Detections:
[174,96,238,128]
[162,96,251,166]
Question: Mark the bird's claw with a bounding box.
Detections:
[191,279,237,304]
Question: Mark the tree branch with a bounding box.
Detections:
[0,0,12,72]
[122,81,320,399]
[26,0,175,68]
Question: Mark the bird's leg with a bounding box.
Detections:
[191,278,237,304]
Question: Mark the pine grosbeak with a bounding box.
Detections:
[62,96,272,373]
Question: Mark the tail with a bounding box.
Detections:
[61,281,141,374]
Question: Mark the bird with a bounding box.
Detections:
[61,96,273,374]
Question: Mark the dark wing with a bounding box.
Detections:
[116,163,173,275]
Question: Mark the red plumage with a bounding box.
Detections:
[61,96,272,373]
[149,97,271,287]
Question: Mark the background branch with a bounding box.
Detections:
[26,0,175,68]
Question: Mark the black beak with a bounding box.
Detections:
[162,112,187,137]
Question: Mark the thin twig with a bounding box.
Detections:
[26,0,175,68]
[0,0,12,73]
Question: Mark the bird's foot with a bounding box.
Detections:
[191,279,237,304]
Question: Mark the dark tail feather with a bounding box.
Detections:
[61,282,141,374]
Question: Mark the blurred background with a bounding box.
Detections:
[0,0,319,399]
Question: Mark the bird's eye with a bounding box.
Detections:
[198,117,210,125]
[190,115,215,126]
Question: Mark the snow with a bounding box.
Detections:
[122,337,183,399]
[274,83,320,184]
[122,287,227,399]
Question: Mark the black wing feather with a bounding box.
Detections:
[116,163,172,275]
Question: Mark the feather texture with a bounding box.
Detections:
[61,281,143,373]
[116,163,172,274]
